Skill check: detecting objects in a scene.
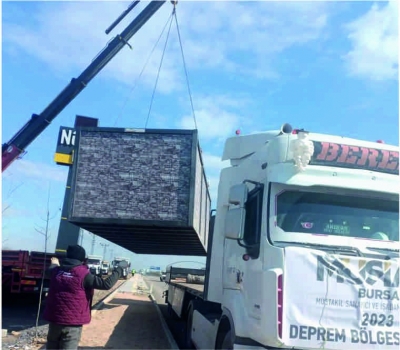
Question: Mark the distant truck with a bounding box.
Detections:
[113,257,130,280]
[160,271,166,282]
[163,125,400,350]
[2,250,64,295]
[87,255,102,277]
[146,266,162,278]
[101,261,110,276]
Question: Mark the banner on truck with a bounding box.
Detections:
[282,247,399,349]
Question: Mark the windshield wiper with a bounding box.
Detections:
[367,246,399,252]
[274,241,363,257]
[365,246,399,259]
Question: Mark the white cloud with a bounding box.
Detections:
[201,152,229,204]
[180,107,241,141]
[3,159,68,184]
[178,94,252,141]
[343,0,398,81]
[2,1,330,92]
[202,153,229,173]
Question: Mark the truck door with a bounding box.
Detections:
[223,184,265,321]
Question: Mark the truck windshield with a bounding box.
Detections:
[272,187,399,242]
[87,259,100,264]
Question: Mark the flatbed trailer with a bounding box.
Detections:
[169,280,204,295]
[165,274,206,311]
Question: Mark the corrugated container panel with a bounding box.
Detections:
[68,127,211,256]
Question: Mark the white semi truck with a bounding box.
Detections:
[87,255,103,277]
[113,257,130,279]
[164,124,399,350]
[101,261,111,275]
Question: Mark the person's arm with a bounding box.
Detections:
[44,257,60,278]
[83,267,123,290]
[44,264,58,278]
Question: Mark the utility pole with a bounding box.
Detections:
[100,242,109,259]
[90,234,96,255]
[109,248,114,261]
[79,228,84,246]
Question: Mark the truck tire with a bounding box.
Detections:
[167,303,179,320]
[220,330,233,350]
[183,305,195,349]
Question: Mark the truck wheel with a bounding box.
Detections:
[220,330,234,350]
[183,305,195,349]
[167,304,178,320]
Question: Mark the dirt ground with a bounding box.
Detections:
[79,292,171,349]
[1,279,126,350]
[92,279,124,305]
[2,276,170,350]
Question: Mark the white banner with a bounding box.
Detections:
[282,247,399,350]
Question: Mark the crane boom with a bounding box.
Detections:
[2,0,166,172]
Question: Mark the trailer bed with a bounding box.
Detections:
[169,279,204,295]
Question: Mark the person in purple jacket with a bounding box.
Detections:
[43,245,128,350]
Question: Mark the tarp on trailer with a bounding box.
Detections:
[68,127,211,256]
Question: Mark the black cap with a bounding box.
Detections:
[66,245,86,262]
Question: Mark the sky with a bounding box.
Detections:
[1,0,399,271]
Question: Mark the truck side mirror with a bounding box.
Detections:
[228,183,248,207]
[224,183,248,240]
[224,207,246,240]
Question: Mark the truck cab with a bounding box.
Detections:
[87,255,103,277]
[101,261,110,275]
[166,124,399,350]
[113,257,130,280]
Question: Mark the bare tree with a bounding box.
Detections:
[2,181,25,240]
[2,181,24,215]
[34,190,58,252]
[34,183,57,339]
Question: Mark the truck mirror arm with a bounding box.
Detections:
[237,239,259,259]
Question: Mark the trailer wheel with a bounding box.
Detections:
[167,303,180,321]
[183,304,195,349]
[220,330,233,350]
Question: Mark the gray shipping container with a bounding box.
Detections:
[68,127,211,256]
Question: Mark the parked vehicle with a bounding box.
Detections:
[87,255,103,277]
[160,271,166,282]
[101,261,110,276]
[113,257,130,280]
[2,250,64,295]
[163,125,400,350]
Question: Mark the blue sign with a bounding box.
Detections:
[149,266,161,271]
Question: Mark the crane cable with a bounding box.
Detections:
[112,10,175,127]
[145,9,175,128]
[145,1,197,130]
[145,2,198,130]
[113,2,199,132]
[173,7,198,130]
